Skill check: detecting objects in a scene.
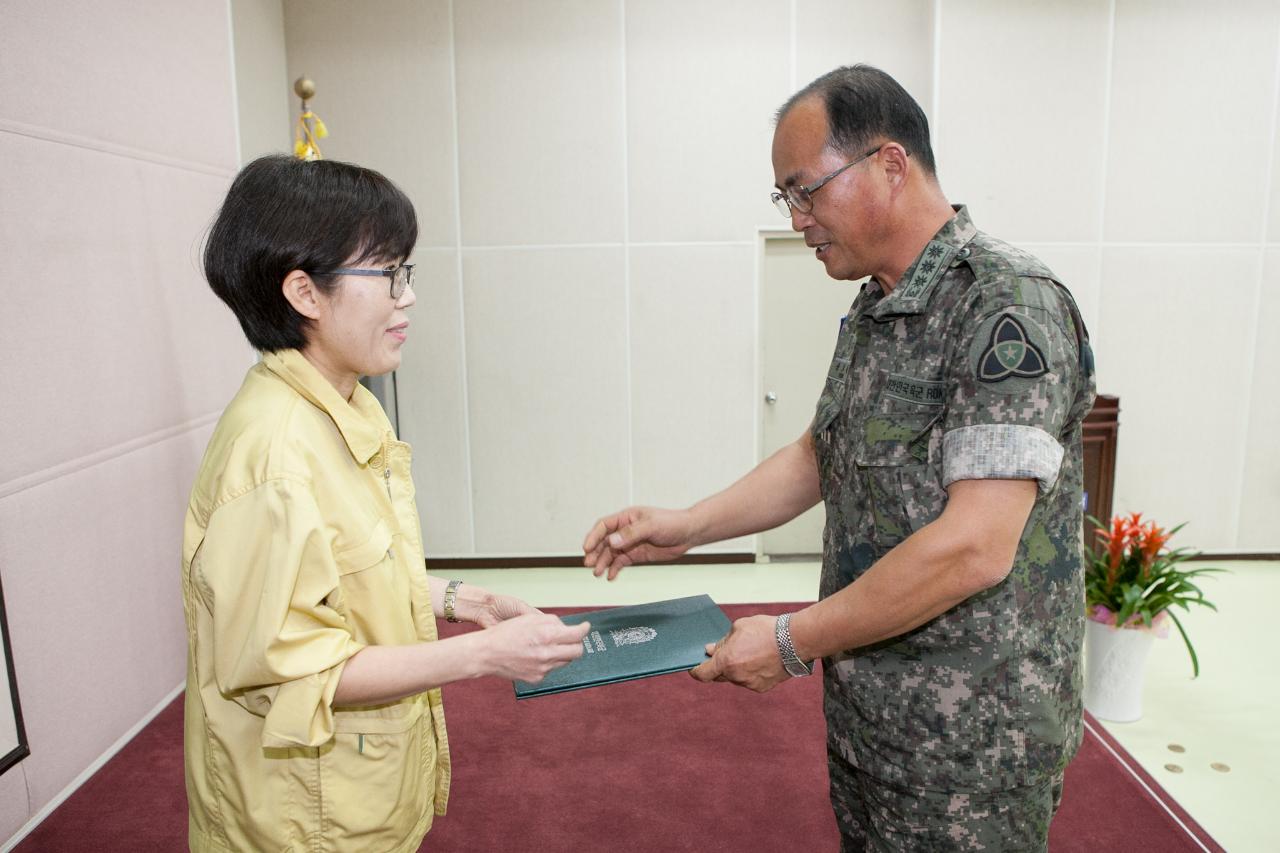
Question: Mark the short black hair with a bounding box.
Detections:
[777,65,937,177]
[203,154,417,352]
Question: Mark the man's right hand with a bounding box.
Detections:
[582,506,696,580]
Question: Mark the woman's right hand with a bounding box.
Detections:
[476,613,591,683]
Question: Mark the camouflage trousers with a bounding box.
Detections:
[828,747,1064,852]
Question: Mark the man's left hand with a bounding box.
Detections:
[690,614,790,693]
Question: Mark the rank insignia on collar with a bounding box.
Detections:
[977,314,1047,382]
[892,240,957,305]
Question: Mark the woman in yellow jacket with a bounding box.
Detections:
[183,155,591,852]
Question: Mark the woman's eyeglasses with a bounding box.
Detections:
[319,263,415,299]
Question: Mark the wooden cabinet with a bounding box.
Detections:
[1082,395,1120,548]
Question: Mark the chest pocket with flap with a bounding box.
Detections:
[854,410,946,546]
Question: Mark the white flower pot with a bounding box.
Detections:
[1083,619,1156,722]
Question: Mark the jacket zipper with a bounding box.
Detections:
[381,437,393,501]
[383,445,395,562]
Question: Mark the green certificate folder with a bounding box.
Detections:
[513,594,732,699]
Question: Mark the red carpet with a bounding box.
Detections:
[16,604,1222,851]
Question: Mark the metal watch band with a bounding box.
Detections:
[444,579,463,623]
[775,612,813,677]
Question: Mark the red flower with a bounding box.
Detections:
[1102,516,1126,578]
[1140,523,1168,571]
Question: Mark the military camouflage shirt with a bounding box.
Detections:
[812,206,1096,791]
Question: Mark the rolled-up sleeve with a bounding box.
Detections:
[194,477,364,748]
[942,424,1064,492]
[943,288,1080,495]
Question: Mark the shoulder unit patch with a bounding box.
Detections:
[976,314,1048,383]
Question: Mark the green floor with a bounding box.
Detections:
[452,558,1277,851]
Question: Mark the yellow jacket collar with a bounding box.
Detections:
[261,349,385,464]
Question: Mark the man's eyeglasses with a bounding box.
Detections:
[320,263,415,299]
[771,145,884,218]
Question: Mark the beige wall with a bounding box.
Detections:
[0,0,251,844]
[231,0,291,161]
[281,0,1280,556]
[935,0,1280,555]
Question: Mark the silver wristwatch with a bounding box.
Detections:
[443,579,463,623]
[775,612,813,677]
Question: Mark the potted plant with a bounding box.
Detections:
[1082,513,1223,722]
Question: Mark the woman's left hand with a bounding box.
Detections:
[459,587,540,628]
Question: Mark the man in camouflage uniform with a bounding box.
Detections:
[583,65,1095,851]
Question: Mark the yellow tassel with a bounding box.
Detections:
[292,109,328,160]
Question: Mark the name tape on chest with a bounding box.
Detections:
[884,373,945,406]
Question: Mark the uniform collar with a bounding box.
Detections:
[868,205,978,320]
[261,349,385,464]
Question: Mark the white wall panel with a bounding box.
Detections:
[0,0,236,171]
[454,0,625,247]
[0,425,209,809]
[1270,76,1280,245]
[396,250,474,555]
[231,0,291,162]
[0,133,250,489]
[1104,0,1279,244]
[795,0,934,111]
[1238,250,1280,550]
[284,0,458,247]
[1098,248,1258,551]
[274,0,1280,559]
[937,0,1110,244]
[626,0,789,243]
[629,245,755,552]
[463,247,629,552]
[1269,32,1280,246]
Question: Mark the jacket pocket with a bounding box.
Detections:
[854,413,943,545]
[854,412,939,467]
[327,519,415,642]
[323,699,437,845]
[334,518,394,576]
